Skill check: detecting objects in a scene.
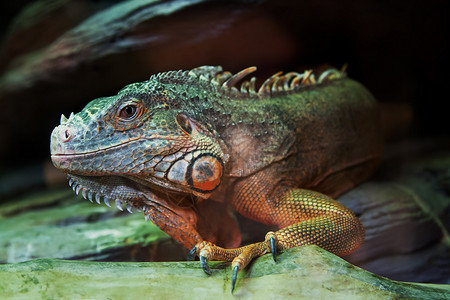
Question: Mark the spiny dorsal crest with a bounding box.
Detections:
[152,65,346,98]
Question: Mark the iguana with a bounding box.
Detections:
[50,65,383,292]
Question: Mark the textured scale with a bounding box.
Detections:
[50,65,383,292]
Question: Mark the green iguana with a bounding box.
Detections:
[50,66,383,292]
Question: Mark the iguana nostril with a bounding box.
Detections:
[60,127,72,142]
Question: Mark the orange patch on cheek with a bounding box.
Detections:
[190,156,222,192]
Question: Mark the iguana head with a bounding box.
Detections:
[50,67,231,210]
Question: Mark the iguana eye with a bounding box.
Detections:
[119,104,138,121]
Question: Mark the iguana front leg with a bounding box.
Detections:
[189,181,364,292]
[142,194,243,250]
[140,193,203,249]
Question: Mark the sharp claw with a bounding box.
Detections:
[231,265,239,293]
[187,246,197,261]
[200,255,211,275]
[270,236,277,262]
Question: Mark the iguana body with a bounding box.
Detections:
[50,66,383,291]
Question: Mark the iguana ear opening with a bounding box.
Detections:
[176,113,194,134]
[176,113,211,136]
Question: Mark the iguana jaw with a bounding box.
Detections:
[66,173,197,219]
[50,136,192,196]
[66,173,150,212]
[52,144,223,200]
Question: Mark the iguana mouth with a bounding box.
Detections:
[51,135,182,157]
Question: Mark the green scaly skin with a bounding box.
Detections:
[50,66,383,292]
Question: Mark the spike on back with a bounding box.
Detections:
[210,66,345,98]
[221,67,257,90]
[151,65,345,99]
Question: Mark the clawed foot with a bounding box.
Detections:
[188,232,278,293]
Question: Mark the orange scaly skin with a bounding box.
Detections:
[50,66,383,292]
[190,166,365,291]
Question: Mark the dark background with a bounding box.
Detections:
[0,0,448,172]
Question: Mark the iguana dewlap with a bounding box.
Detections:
[50,66,383,291]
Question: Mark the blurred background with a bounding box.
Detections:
[0,0,448,175]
